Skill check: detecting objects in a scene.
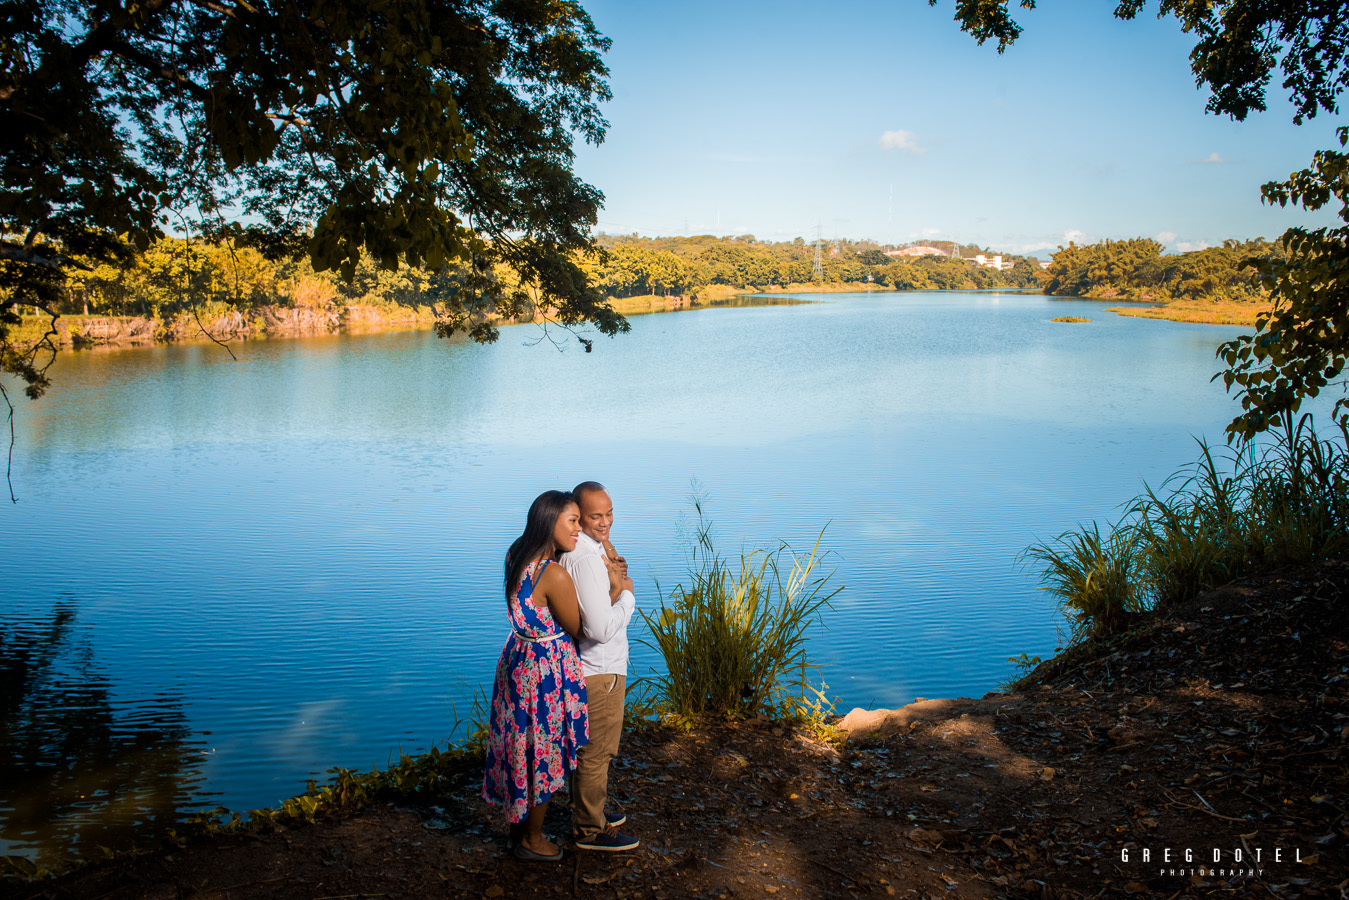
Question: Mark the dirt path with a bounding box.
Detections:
[11,562,1347,899]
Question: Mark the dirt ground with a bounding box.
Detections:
[11,562,1348,900]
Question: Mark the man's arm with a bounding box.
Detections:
[564,553,635,645]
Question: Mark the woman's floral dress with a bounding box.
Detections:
[481,559,589,823]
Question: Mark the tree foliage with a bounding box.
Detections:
[939,0,1349,439]
[590,234,1042,294]
[1040,237,1276,303]
[1,0,624,409]
[1222,129,1349,438]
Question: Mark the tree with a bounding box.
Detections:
[1,0,625,414]
[937,0,1349,439]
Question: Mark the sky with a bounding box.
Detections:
[569,0,1345,258]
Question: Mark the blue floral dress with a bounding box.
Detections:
[481,559,589,823]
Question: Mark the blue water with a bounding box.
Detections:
[0,292,1270,861]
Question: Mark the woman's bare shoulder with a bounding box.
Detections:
[539,560,575,588]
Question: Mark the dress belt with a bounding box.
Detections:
[514,631,566,644]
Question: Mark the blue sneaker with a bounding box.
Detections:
[605,810,627,828]
[574,825,639,852]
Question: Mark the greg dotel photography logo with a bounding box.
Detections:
[1121,841,1318,886]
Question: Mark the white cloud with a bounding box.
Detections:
[1061,229,1088,245]
[1191,152,1230,164]
[1176,240,1212,252]
[920,227,942,238]
[1155,231,1178,244]
[879,130,926,154]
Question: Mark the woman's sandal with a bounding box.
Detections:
[512,841,564,862]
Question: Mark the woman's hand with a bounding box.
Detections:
[603,539,629,577]
[605,554,624,603]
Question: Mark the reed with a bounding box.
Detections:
[640,504,839,719]
[1022,521,1145,642]
[1024,413,1349,643]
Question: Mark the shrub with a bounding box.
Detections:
[1022,521,1146,642]
[641,505,839,719]
[1024,413,1349,644]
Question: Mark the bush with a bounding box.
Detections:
[1023,521,1146,642]
[1024,413,1349,643]
[641,505,839,719]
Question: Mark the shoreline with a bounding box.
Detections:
[7,289,1264,355]
[8,559,1343,898]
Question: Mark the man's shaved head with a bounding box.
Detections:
[573,480,606,503]
[573,481,613,543]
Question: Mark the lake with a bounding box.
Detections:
[0,291,1263,863]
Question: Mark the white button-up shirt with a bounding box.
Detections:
[560,531,635,677]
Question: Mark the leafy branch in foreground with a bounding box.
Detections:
[1220,128,1349,440]
[5,0,623,335]
[1,0,629,497]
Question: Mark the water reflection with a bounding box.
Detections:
[0,601,206,867]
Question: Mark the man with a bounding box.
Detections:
[560,481,640,851]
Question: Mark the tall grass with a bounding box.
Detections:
[1022,522,1145,641]
[1025,413,1349,644]
[641,504,840,719]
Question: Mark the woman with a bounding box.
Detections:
[481,490,598,861]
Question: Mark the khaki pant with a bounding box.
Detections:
[573,673,625,840]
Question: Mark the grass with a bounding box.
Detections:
[602,294,694,315]
[640,502,840,721]
[1023,412,1349,644]
[1050,316,1091,323]
[1105,298,1270,327]
[1022,521,1145,642]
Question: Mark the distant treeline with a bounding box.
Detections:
[28,234,1045,323]
[589,234,1043,296]
[50,238,464,320]
[29,234,1277,326]
[1041,237,1280,303]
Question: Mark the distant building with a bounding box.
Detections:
[885,245,947,258]
[972,254,1006,271]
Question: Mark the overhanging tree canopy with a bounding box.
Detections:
[937,0,1349,439]
[1,0,625,400]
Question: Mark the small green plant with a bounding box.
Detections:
[1022,520,1145,641]
[640,502,840,719]
[1050,316,1091,323]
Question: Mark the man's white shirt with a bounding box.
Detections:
[560,531,635,677]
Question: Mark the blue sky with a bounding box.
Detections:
[570,0,1344,258]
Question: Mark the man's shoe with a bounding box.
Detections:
[605,810,627,828]
[574,825,639,852]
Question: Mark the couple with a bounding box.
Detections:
[480,482,641,861]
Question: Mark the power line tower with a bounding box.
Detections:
[812,224,824,281]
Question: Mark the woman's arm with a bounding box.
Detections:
[539,564,583,638]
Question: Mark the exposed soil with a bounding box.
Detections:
[11,562,1348,900]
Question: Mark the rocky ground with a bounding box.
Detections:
[11,561,1347,900]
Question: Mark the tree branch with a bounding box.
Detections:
[0,244,93,271]
[104,39,212,101]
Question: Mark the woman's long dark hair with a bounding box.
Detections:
[504,490,577,601]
